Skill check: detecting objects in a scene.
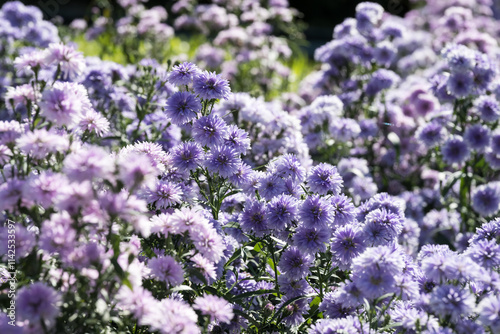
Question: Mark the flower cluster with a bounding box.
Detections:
[1,0,500,333]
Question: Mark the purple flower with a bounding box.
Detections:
[205,146,241,177]
[192,114,229,148]
[443,44,475,72]
[477,294,500,332]
[273,154,307,184]
[475,95,500,122]
[190,225,225,263]
[365,69,399,96]
[441,135,470,165]
[277,275,312,297]
[266,194,299,231]
[17,282,61,327]
[63,146,115,182]
[417,122,447,148]
[491,130,500,155]
[40,82,91,128]
[148,255,185,286]
[466,239,500,269]
[309,317,359,334]
[143,180,183,208]
[44,43,86,80]
[429,285,475,322]
[306,163,343,195]
[165,91,201,125]
[168,62,200,86]
[278,247,313,280]
[193,70,231,100]
[293,225,330,254]
[330,194,356,226]
[355,2,384,32]
[319,292,354,319]
[229,162,254,188]
[330,118,361,142]
[374,41,396,66]
[362,208,403,246]
[299,195,334,228]
[258,174,287,200]
[351,245,404,300]
[224,124,251,155]
[331,224,366,269]
[447,71,474,98]
[16,129,69,160]
[240,200,268,237]
[171,141,204,171]
[193,294,233,324]
[464,124,491,152]
[472,182,500,217]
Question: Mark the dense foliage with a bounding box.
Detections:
[1,0,500,333]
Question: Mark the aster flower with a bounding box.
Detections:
[229,162,254,188]
[278,275,312,297]
[491,130,500,155]
[0,224,36,260]
[158,297,199,334]
[224,124,251,155]
[148,255,184,286]
[171,141,204,171]
[239,200,268,237]
[273,154,307,184]
[474,95,500,122]
[205,145,240,177]
[466,239,500,269]
[330,118,361,142]
[472,182,500,217]
[306,163,343,195]
[278,246,313,280]
[17,282,61,327]
[416,121,447,148]
[165,91,201,125]
[266,194,299,230]
[16,129,69,160]
[365,69,399,96]
[63,146,115,182]
[330,194,356,226]
[280,296,310,327]
[351,245,404,300]
[447,71,474,98]
[331,224,366,269]
[319,291,355,319]
[0,178,24,212]
[168,61,200,86]
[40,82,93,128]
[293,225,330,254]
[191,253,216,281]
[190,224,225,263]
[299,195,334,228]
[143,180,183,208]
[441,135,470,165]
[309,317,358,334]
[429,284,475,322]
[477,294,500,332]
[117,152,158,190]
[193,294,234,324]
[22,171,68,208]
[169,207,208,235]
[192,114,229,148]
[193,70,231,100]
[44,43,86,80]
[362,208,403,246]
[77,109,110,136]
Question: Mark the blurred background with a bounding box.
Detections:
[5,0,412,54]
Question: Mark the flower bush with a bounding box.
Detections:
[1,0,500,333]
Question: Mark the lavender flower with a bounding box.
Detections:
[148,255,185,286]
[429,284,475,322]
[193,70,231,100]
[306,163,343,195]
[205,145,241,177]
[464,124,491,152]
[293,225,330,254]
[17,282,61,327]
[192,115,229,148]
[331,224,366,269]
[266,195,298,231]
[475,95,500,122]
[477,294,500,332]
[165,91,201,125]
[279,247,313,280]
[417,122,447,148]
[330,194,357,226]
[193,294,233,324]
[44,43,86,80]
[224,124,251,155]
[171,141,204,171]
[299,195,334,228]
[447,71,474,98]
[441,135,470,165]
[168,61,200,86]
[472,182,500,217]
[143,180,183,208]
[239,200,268,237]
